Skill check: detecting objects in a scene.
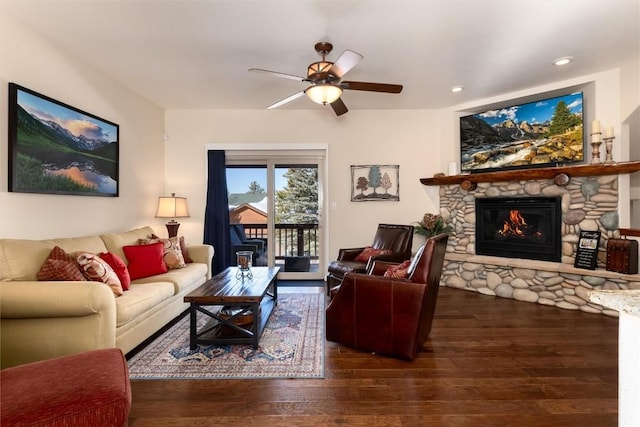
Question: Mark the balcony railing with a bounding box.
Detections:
[239,223,319,260]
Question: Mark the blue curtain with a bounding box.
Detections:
[203,150,231,274]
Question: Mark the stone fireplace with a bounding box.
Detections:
[420,162,640,317]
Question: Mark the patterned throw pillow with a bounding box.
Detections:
[383,259,412,278]
[151,234,193,264]
[140,237,186,270]
[123,242,168,280]
[37,246,87,281]
[77,252,123,297]
[354,247,392,263]
[99,252,131,291]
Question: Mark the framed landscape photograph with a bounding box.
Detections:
[350,164,399,202]
[8,83,119,196]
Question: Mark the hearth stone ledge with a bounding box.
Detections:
[442,252,640,317]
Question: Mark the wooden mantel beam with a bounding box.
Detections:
[420,160,640,186]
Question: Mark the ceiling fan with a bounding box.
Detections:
[249,42,403,116]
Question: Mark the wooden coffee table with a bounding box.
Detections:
[184,266,280,349]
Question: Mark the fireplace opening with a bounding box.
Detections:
[475,196,562,262]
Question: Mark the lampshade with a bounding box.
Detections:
[306,84,342,105]
[155,193,190,220]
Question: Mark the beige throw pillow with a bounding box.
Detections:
[139,237,186,270]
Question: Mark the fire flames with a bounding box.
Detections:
[498,209,540,237]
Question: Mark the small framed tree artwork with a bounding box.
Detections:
[350,164,399,202]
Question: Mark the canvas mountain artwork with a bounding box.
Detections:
[9,84,119,196]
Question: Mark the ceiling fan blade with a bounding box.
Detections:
[330,50,363,78]
[266,91,306,109]
[330,98,348,116]
[341,81,403,93]
[249,68,306,82]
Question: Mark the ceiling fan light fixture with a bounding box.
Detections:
[306,84,342,105]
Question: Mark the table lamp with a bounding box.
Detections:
[155,193,190,237]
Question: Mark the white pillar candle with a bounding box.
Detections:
[448,162,459,176]
[605,126,614,138]
[592,120,601,133]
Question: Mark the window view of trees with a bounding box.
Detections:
[227,165,320,264]
[275,167,318,224]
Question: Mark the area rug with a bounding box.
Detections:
[127,293,324,379]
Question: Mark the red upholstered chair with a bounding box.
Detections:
[326,233,449,360]
[326,223,414,295]
[0,348,131,427]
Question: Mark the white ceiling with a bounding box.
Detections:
[1,0,639,112]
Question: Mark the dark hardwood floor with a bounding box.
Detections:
[128,286,619,426]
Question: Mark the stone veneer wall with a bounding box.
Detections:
[439,174,640,317]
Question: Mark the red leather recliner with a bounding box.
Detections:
[326,223,414,295]
[326,233,449,360]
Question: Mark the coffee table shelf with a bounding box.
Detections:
[184,266,280,349]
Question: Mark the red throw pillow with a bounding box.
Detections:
[383,260,412,278]
[122,242,168,280]
[354,246,392,263]
[37,246,87,281]
[100,252,131,290]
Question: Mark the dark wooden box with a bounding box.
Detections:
[606,237,639,274]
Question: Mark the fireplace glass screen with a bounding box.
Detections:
[475,196,562,262]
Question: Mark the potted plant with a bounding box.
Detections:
[414,213,453,237]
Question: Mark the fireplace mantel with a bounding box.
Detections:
[420,160,640,187]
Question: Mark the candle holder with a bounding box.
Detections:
[590,132,602,164]
[236,250,253,279]
[603,136,615,164]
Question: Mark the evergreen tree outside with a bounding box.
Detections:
[247,180,265,194]
[275,167,318,224]
[548,101,581,136]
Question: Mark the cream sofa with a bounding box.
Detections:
[0,226,214,368]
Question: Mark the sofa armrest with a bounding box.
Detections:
[185,244,214,279]
[0,281,115,318]
[337,247,366,261]
[0,281,117,368]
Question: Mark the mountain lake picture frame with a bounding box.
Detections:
[350,164,399,202]
[8,83,119,196]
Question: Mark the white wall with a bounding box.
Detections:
[0,14,166,239]
[164,109,442,258]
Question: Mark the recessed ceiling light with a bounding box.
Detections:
[553,56,574,66]
[451,86,464,93]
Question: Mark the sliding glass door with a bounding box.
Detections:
[226,157,324,280]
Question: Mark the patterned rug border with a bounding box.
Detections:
[127,293,325,380]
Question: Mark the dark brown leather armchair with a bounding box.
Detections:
[326,224,414,295]
[325,233,449,360]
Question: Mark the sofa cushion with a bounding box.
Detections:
[115,282,175,327]
[100,252,131,291]
[131,263,208,294]
[45,235,109,256]
[139,237,186,270]
[37,246,87,282]
[77,252,123,297]
[122,242,167,280]
[100,226,156,264]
